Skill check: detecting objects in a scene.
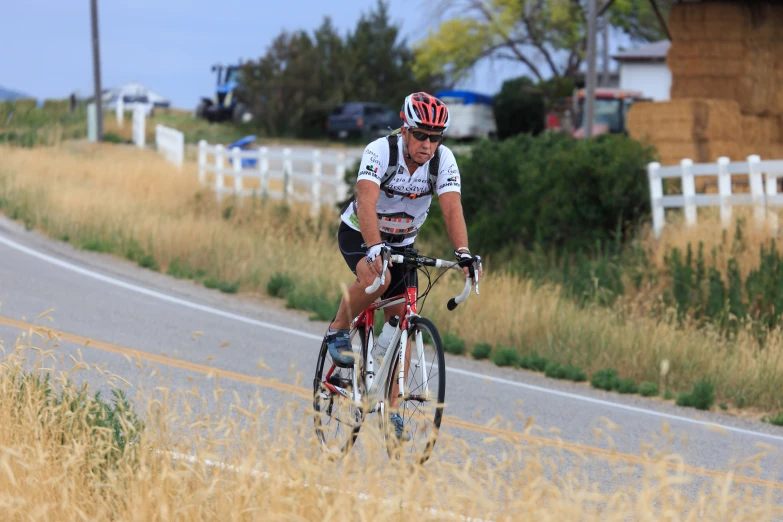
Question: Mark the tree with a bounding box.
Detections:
[239,0,446,138]
[492,76,546,139]
[412,0,673,97]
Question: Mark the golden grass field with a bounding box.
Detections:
[1,327,782,521]
[2,143,783,417]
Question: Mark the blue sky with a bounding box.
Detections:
[3,0,628,108]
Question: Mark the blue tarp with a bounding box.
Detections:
[434,90,494,106]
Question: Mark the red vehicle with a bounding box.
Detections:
[546,88,648,138]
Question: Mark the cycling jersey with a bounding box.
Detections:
[339,135,462,246]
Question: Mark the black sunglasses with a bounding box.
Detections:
[410,130,444,143]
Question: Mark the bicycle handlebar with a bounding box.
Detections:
[364,248,481,311]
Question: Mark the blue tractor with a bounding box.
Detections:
[195,63,253,124]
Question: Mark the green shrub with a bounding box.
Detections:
[204,278,220,289]
[563,365,587,382]
[617,378,638,394]
[492,347,521,368]
[218,280,239,294]
[267,272,295,298]
[591,368,620,391]
[167,257,194,279]
[638,382,659,397]
[285,285,340,321]
[82,239,112,253]
[442,333,466,355]
[519,351,549,372]
[544,361,567,379]
[138,254,159,271]
[459,132,656,255]
[675,379,715,410]
[471,342,492,360]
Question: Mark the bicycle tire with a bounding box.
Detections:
[382,316,446,465]
[312,326,367,460]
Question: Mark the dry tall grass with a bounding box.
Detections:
[3,144,783,413]
[1,330,781,521]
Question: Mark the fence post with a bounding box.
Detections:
[116,96,124,126]
[215,144,225,204]
[311,149,322,218]
[748,155,764,229]
[232,147,243,198]
[717,156,732,228]
[765,166,779,235]
[198,140,207,185]
[132,105,145,148]
[283,147,293,204]
[176,129,184,167]
[648,162,664,239]
[259,147,269,199]
[681,158,696,227]
[335,151,348,207]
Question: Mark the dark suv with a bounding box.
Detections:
[326,102,402,140]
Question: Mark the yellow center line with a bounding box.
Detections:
[1,314,781,491]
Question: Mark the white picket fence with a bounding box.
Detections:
[132,105,145,148]
[648,155,783,238]
[197,140,361,216]
[155,124,184,167]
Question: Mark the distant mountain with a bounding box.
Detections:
[0,86,32,101]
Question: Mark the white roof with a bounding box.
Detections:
[612,40,670,62]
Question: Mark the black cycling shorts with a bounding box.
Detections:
[338,221,417,301]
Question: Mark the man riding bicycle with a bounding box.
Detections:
[326,91,483,438]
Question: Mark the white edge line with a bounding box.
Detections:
[1,232,782,444]
[163,450,491,521]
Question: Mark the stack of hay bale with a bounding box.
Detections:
[628,1,783,170]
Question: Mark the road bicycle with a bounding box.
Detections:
[312,244,481,465]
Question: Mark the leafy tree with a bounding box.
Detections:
[492,75,547,139]
[413,0,673,99]
[240,0,446,138]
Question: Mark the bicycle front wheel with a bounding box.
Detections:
[382,316,446,465]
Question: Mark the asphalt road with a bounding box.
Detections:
[0,214,782,506]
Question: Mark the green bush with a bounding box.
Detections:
[591,368,620,391]
[676,378,715,411]
[284,282,340,321]
[459,132,656,254]
[442,333,466,355]
[167,257,194,279]
[544,361,567,379]
[492,347,521,368]
[519,351,549,372]
[471,342,492,360]
[617,378,638,394]
[638,382,659,397]
[267,272,295,298]
[138,254,159,271]
[563,365,587,382]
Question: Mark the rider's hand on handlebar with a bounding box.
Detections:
[365,242,390,278]
[455,249,482,281]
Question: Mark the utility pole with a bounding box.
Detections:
[90,0,103,141]
[584,0,597,138]
[602,16,610,87]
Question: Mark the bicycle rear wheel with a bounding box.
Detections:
[382,316,445,465]
[312,326,367,460]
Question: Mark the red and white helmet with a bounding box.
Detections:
[400,92,450,132]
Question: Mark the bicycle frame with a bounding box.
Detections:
[320,247,480,415]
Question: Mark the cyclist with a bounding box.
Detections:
[326,91,482,438]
